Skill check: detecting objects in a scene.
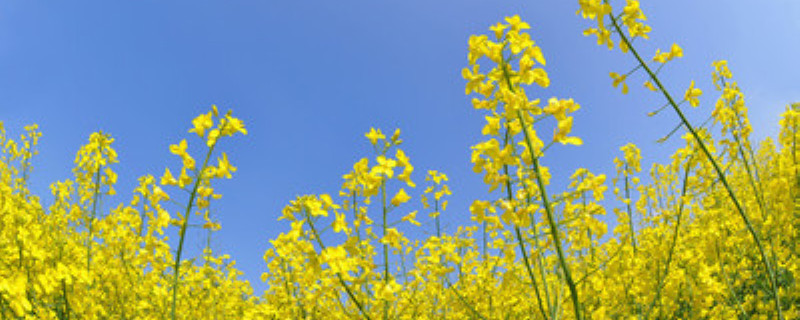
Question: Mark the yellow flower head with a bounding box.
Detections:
[215,152,237,179]
[161,167,178,185]
[685,80,703,107]
[189,112,214,138]
[401,210,421,226]
[365,127,385,145]
[609,72,629,94]
[391,188,411,207]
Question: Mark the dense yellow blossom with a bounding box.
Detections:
[1,5,798,320]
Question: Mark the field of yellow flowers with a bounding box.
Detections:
[1,1,798,319]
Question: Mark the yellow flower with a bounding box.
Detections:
[380,228,403,249]
[669,43,683,59]
[434,185,451,201]
[467,35,488,65]
[202,220,221,230]
[215,152,237,179]
[169,139,188,158]
[505,15,530,31]
[401,210,421,226]
[609,72,629,94]
[321,246,352,274]
[374,279,402,301]
[685,80,703,107]
[489,22,507,39]
[622,0,650,39]
[553,116,583,146]
[577,0,611,20]
[390,128,401,143]
[391,188,411,207]
[365,127,385,145]
[189,112,213,138]
[643,80,657,92]
[577,0,613,48]
[207,128,220,147]
[653,43,683,63]
[305,196,328,217]
[222,114,248,136]
[395,149,415,187]
[332,211,349,234]
[395,149,411,167]
[170,139,196,169]
[508,31,534,55]
[177,167,193,188]
[481,115,501,136]
[462,64,485,95]
[373,155,396,178]
[469,200,493,222]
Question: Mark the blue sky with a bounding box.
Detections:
[1,1,798,294]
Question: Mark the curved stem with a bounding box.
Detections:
[501,124,550,320]
[306,212,373,320]
[171,143,216,320]
[518,111,582,320]
[498,56,581,318]
[644,155,692,318]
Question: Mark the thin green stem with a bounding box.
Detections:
[516,108,582,320]
[716,241,750,320]
[623,165,637,253]
[606,9,783,319]
[86,165,102,275]
[444,277,489,320]
[171,143,216,320]
[380,180,390,320]
[306,213,373,320]
[61,279,70,320]
[501,124,549,320]
[644,156,691,318]
[498,55,581,318]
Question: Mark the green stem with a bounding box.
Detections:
[516,108,582,320]
[171,143,215,320]
[716,241,750,319]
[306,212,373,320]
[500,125,550,320]
[444,277,488,320]
[61,279,70,320]
[86,165,102,275]
[734,134,768,220]
[644,155,691,318]
[606,9,782,319]
[529,197,554,316]
[380,179,391,320]
[624,165,637,253]
[497,54,581,317]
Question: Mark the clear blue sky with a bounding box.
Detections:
[1,1,798,294]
